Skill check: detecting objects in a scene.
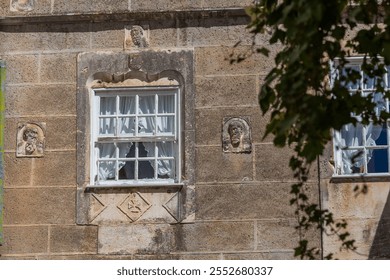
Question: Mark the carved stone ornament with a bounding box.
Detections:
[125,25,149,49]
[222,117,252,153]
[10,0,34,12]
[16,122,46,157]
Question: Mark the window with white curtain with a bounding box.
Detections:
[91,86,180,185]
[333,58,390,176]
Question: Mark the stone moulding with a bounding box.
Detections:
[76,49,195,225]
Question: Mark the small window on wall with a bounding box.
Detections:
[333,59,390,176]
[91,87,181,185]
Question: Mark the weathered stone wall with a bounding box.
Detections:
[0,2,322,259]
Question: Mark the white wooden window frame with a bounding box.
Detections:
[332,57,390,177]
[90,86,181,186]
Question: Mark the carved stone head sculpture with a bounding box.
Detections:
[17,122,46,157]
[10,0,34,12]
[222,117,252,153]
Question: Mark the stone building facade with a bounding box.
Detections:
[0,1,389,260]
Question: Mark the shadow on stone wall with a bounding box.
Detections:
[369,190,390,259]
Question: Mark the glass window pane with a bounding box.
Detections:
[138,160,155,179]
[139,95,155,114]
[118,142,134,159]
[371,92,387,116]
[119,117,135,135]
[98,160,116,180]
[157,116,175,134]
[98,143,116,158]
[341,149,365,174]
[363,72,376,89]
[119,160,135,180]
[367,149,388,173]
[158,95,175,113]
[371,124,387,146]
[99,117,116,135]
[139,142,155,158]
[157,159,174,179]
[138,117,155,134]
[157,141,174,158]
[340,123,364,147]
[119,96,135,115]
[100,97,116,115]
[340,66,360,90]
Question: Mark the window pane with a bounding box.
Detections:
[371,124,387,146]
[157,159,174,179]
[138,117,155,134]
[158,95,175,113]
[139,95,155,114]
[157,141,174,157]
[340,123,364,147]
[99,117,116,135]
[340,66,360,90]
[98,160,116,180]
[119,96,135,115]
[98,143,116,158]
[367,149,388,173]
[118,142,135,159]
[157,116,175,134]
[140,142,155,158]
[100,97,116,115]
[341,149,365,174]
[119,160,135,180]
[363,72,376,89]
[138,160,155,179]
[119,117,135,135]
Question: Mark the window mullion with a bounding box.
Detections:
[135,142,139,180]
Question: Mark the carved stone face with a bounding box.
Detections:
[130,26,143,46]
[228,122,244,147]
[23,127,38,154]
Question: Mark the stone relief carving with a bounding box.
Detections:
[125,25,149,49]
[16,122,46,157]
[117,192,151,222]
[10,0,34,12]
[222,117,252,153]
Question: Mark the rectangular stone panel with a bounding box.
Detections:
[40,53,77,83]
[4,188,76,224]
[90,22,125,50]
[196,183,296,220]
[176,221,254,252]
[195,46,278,76]
[5,85,76,117]
[195,75,257,108]
[195,146,253,182]
[0,226,48,255]
[178,19,251,47]
[0,24,90,53]
[222,251,295,260]
[255,144,295,181]
[32,151,76,186]
[53,0,128,14]
[50,225,98,254]
[98,224,176,255]
[5,0,51,16]
[2,55,39,84]
[202,0,253,8]
[325,182,390,219]
[4,152,32,187]
[132,0,202,11]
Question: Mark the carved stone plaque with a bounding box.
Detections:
[125,25,149,49]
[117,192,151,222]
[222,117,252,153]
[10,0,34,12]
[16,122,46,157]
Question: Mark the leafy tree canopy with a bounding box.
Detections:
[242,0,390,258]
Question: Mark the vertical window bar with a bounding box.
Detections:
[135,94,139,137]
[155,93,158,135]
[362,125,368,174]
[154,142,158,179]
[135,142,139,180]
[115,95,119,136]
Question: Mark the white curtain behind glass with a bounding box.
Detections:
[337,93,385,174]
[98,94,175,180]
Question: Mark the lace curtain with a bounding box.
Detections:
[98,95,174,180]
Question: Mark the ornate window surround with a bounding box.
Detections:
[76,50,195,224]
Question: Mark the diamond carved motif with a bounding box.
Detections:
[163,192,179,222]
[117,192,151,222]
[90,194,107,222]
